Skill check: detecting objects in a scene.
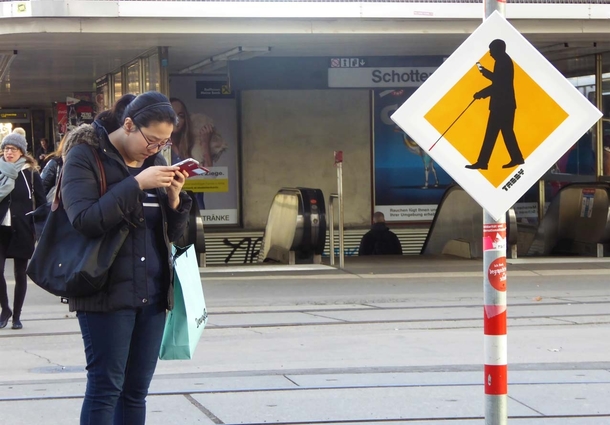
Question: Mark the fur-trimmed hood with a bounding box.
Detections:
[62,124,100,161]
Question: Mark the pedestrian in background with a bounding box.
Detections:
[358,211,403,256]
[0,133,45,330]
[40,135,67,198]
[35,138,51,169]
[61,91,192,424]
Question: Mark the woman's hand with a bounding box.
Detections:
[199,125,214,167]
[167,169,189,209]
[199,124,214,146]
[134,166,180,190]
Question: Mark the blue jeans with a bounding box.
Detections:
[77,303,166,425]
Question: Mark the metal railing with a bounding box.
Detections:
[328,193,345,268]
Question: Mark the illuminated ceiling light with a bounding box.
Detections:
[178,47,271,74]
[0,50,17,83]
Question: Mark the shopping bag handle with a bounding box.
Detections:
[172,244,194,263]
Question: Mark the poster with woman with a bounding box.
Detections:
[169,77,239,225]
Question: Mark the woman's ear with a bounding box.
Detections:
[123,117,135,133]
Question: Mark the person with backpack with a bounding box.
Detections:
[358,211,403,256]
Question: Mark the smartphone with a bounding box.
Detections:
[476,62,483,71]
[174,158,210,177]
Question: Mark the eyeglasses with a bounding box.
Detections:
[137,127,172,151]
[3,146,19,153]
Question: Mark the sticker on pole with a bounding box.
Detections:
[390,11,602,221]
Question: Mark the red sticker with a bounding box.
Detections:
[488,258,507,291]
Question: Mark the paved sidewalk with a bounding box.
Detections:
[1,256,610,424]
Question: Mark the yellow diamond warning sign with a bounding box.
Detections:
[424,51,569,188]
[391,12,602,220]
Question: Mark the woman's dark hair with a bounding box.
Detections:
[169,97,194,160]
[44,133,68,163]
[97,91,177,133]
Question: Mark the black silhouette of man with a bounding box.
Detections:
[466,39,524,170]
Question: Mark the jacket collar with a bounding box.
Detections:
[371,222,389,232]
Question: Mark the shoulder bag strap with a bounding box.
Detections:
[51,170,62,212]
[89,146,107,196]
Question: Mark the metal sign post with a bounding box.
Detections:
[483,2,507,424]
[390,1,602,423]
[483,211,507,424]
[334,151,345,269]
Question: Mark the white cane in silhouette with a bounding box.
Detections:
[429,98,477,152]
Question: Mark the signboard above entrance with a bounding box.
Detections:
[196,81,234,99]
[0,110,29,123]
[391,11,602,221]
[329,67,437,88]
[229,56,444,90]
[328,56,441,88]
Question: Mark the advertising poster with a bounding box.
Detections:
[169,76,239,225]
[56,98,95,139]
[373,88,453,222]
[95,76,110,114]
[55,102,67,137]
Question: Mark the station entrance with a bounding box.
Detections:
[0,17,609,264]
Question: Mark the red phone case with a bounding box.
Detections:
[176,159,210,177]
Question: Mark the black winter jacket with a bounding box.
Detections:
[0,163,45,259]
[61,122,192,312]
[40,157,62,196]
[358,223,403,256]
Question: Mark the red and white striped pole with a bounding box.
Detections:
[482,2,508,424]
[483,211,507,424]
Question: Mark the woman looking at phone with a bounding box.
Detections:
[61,91,192,424]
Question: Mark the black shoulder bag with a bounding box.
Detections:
[26,147,130,298]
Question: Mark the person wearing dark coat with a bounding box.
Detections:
[40,135,67,197]
[61,92,192,424]
[35,138,50,169]
[40,156,62,196]
[358,211,403,256]
[0,133,46,330]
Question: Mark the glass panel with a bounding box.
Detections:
[555,56,596,177]
[127,61,141,95]
[145,53,160,92]
[113,71,123,103]
[602,54,610,175]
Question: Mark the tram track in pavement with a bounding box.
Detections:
[3,372,610,397]
[178,415,610,425]
[3,361,610,421]
[1,298,609,339]
[2,379,610,424]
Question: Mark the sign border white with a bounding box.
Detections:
[391,11,602,221]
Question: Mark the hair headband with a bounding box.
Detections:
[130,101,173,118]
